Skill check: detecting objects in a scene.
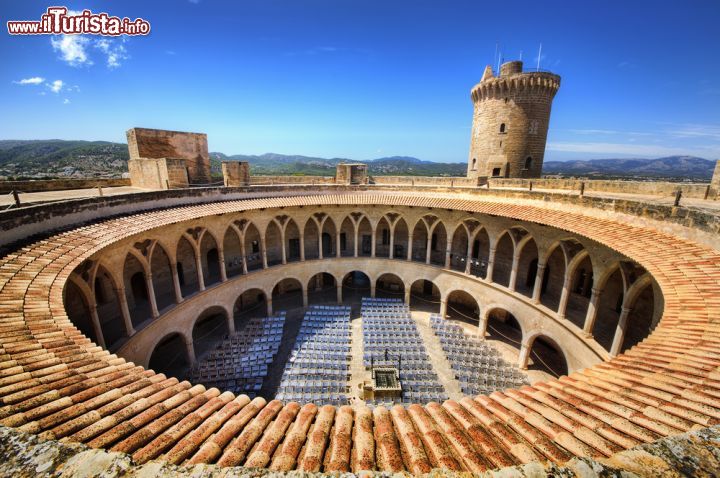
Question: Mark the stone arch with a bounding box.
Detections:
[265,221,283,266]
[469,227,491,278]
[593,265,625,351]
[307,272,337,304]
[321,217,336,258]
[357,216,373,257]
[285,219,301,263]
[94,264,126,348]
[200,230,221,286]
[148,332,191,379]
[272,277,304,312]
[223,225,243,278]
[482,307,523,349]
[392,217,409,260]
[244,222,263,271]
[540,244,565,311]
[176,235,199,296]
[565,252,594,328]
[449,224,469,272]
[339,216,355,257]
[64,277,98,345]
[150,242,175,312]
[303,218,320,260]
[515,236,538,297]
[615,274,656,355]
[342,270,371,303]
[492,231,514,287]
[375,216,392,258]
[409,278,440,313]
[192,305,230,362]
[375,273,405,299]
[234,288,268,328]
[522,333,568,377]
[446,289,480,327]
[123,251,151,327]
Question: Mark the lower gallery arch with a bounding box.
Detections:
[234,288,267,329]
[177,236,200,296]
[540,245,565,311]
[342,270,371,303]
[307,272,337,304]
[150,244,175,312]
[272,278,303,312]
[492,232,514,287]
[483,307,523,350]
[375,273,405,299]
[445,289,480,326]
[593,267,625,351]
[515,238,538,297]
[200,231,221,287]
[565,254,593,328]
[148,332,191,379]
[523,334,569,377]
[123,253,151,327]
[619,281,656,354]
[64,280,97,345]
[192,306,230,363]
[409,278,440,313]
[94,265,126,348]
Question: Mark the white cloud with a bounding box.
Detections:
[50,35,92,66]
[547,141,719,158]
[63,98,70,104]
[13,77,45,85]
[94,38,129,68]
[49,80,64,93]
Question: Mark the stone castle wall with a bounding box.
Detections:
[0,178,130,194]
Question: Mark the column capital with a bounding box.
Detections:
[536,262,547,270]
[590,287,602,296]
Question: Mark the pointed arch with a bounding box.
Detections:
[176,235,199,296]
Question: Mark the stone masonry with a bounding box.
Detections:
[222,161,250,187]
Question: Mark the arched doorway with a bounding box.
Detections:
[148,333,190,380]
[566,254,593,328]
[357,217,372,257]
[375,273,404,299]
[150,244,175,312]
[123,253,150,327]
[200,232,221,286]
[265,221,283,266]
[342,270,371,304]
[176,236,199,296]
[375,217,391,258]
[429,222,447,266]
[620,282,656,353]
[484,308,523,348]
[193,307,230,362]
[223,226,243,278]
[449,225,469,272]
[411,220,428,263]
[593,267,625,351]
[285,219,301,262]
[272,278,303,312]
[234,288,267,329]
[409,279,440,313]
[321,218,336,258]
[392,218,409,260]
[303,218,319,260]
[244,223,263,271]
[94,265,126,348]
[515,238,538,297]
[307,272,337,304]
[469,228,490,278]
[339,216,355,257]
[64,280,97,344]
[446,290,480,327]
[492,232,514,287]
[526,335,568,377]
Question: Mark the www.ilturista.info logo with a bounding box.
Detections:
[7,7,150,36]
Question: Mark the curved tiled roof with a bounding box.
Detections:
[1,191,719,474]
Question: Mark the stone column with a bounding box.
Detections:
[582,287,602,336]
[518,341,531,369]
[336,232,341,258]
[531,262,546,303]
[407,234,414,261]
[299,234,305,262]
[227,315,236,335]
[610,307,632,356]
[477,313,488,338]
[261,240,268,269]
[170,262,183,304]
[302,287,309,307]
[218,249,227,282]
[444,238,452,269]
[404,289,411,305]
[145,273,159,318]
[557,277,571,320]
[337,285,343,304]
[185,339,197,367]
[89,304,106,349]
[115,286,136,336]
[195,252,206,291]
[371,228,376,258]
[266,298,273,317]
[425,234,432,265]
[439,299,447,319]
[370,283,376,298]
[508,252,520,291]
[486,247,497,282]
[240,241,248,274]
[318,224,324,259]
[354,227,359,258]
[281,231,287,265]
[388,226,395,259]
[464,239,473,274]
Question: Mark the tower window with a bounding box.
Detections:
[471,158,477,171]
[524,156,532,169]
[499,123,506,133]
[492,167,502,177]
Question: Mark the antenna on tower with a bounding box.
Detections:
[536,43,542,71]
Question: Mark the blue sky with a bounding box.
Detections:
[1,0,719,162]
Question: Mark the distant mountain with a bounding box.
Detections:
[543,156,715,180]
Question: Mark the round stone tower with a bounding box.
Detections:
[467,60,560,179]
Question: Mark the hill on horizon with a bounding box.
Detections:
[0,139,714,181]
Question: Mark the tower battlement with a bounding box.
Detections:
[467,60,560,179]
